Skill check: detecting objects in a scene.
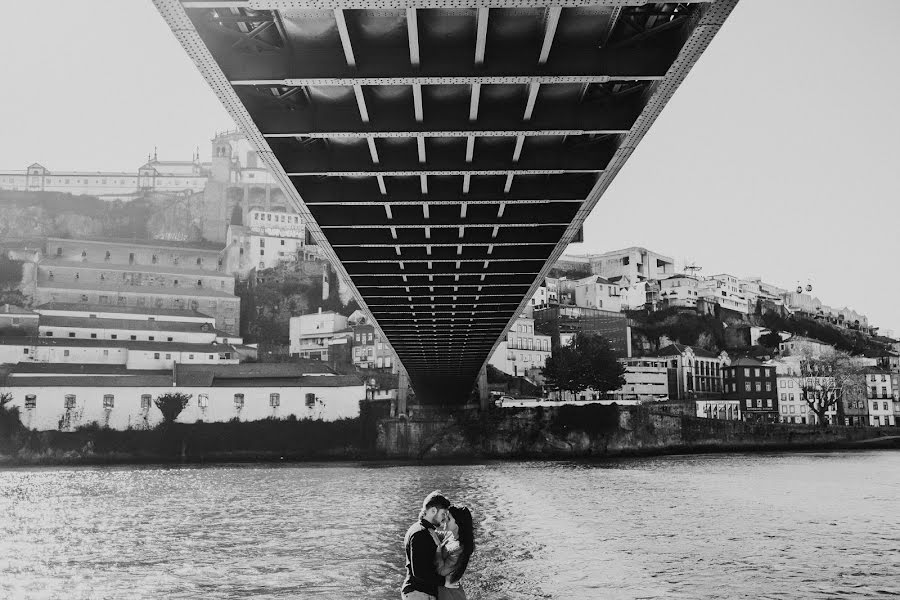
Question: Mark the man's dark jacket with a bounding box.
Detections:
[401,518,444,597]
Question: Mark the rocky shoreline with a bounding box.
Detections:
[1,405,898,467]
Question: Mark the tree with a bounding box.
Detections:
[0,256,23,290]
[793,349,865,427]
[0,391,23,447]
[154,392,192,424]
[757,331,782,349]
[542,332,626,400]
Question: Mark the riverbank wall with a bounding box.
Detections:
[376,405,900,459]
[0,417,376,466]
[1,404,898,466]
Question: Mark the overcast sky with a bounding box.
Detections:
[0,0,898,335]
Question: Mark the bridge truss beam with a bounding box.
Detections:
[155,0,738,403]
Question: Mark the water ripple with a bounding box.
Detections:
[0,452,898,599]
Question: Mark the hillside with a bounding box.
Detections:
[238,260,359,349]
[0,190,208,242]
[628,305,892,358]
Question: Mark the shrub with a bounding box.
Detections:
[154,392,192,424]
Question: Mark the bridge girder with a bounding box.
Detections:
[155,0,738,404]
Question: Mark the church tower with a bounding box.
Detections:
[210,135,233,183]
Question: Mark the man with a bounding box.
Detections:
[401,490,451,600]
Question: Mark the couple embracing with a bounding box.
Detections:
[401,491,474,600]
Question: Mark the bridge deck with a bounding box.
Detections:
[154,0,737,403]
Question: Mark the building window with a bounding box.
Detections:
[103,394,115,409]
[152,255,158,264]
[198,394,209,408]
[63,350,70,357]
[149,336,155,341]
[744,382,751,392]
[154,353,160,359]
[165,353,171,360]
[234,393,245,410]
[270,393,280,407]
[305,393,316,408]
[141,394,151,410]
[25,394,37,409]
[64,394,76,409]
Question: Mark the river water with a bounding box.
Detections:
[1,451,898,599]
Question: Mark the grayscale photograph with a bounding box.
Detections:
[0,0,898,598]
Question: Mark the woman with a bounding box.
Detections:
[435,506,474,600]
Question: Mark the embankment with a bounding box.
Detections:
[376,405,900,459]
[1,405,898,465]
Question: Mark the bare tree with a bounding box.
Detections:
[794,349,865,427]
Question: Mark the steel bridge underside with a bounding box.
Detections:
[155,0,737,404]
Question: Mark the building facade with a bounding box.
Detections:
[654,344,728,401]
[1,132,294,242]
[0,304,39,333]
[488,316,552,377]
[0,337,240,369]
[223,208,306,277]
[723,357,778,422]
[5,363,364,431]
[351,322,396,371]
[698,275,750,314]
[866,369,895,426]
[574,276,623,312]
[31,238,240,334]
[289,310,350,359]
[580,247,675,282]
[533,305,630,357]
[658,275,701,308]
[611,357,669,402]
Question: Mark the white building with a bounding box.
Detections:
[696,399,742,421]
[581,247,675,282]
[654,344,729,401]
[610,357,669,402]
[0,304,39,332]
[289,310,350,359]
[775,372,812,424]
[0,336,242,370]
[488,316,552,377]
[34,302,216,326]
[612,277,653,311]
[574,276,623,312]
[866,370,895,427]
[0,158,207,201]
[223,208,307,276]
[658,274,701,308]
[779,336,834,358]
[782,291,872,333]
[36,315,241,345]
[698,274,750,314]
[4,363,365,431]
[523,285,549,317]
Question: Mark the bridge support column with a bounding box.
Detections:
[477,365,489,411]
[397,370,410,417]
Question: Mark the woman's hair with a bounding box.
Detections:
[448,505,474,583]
